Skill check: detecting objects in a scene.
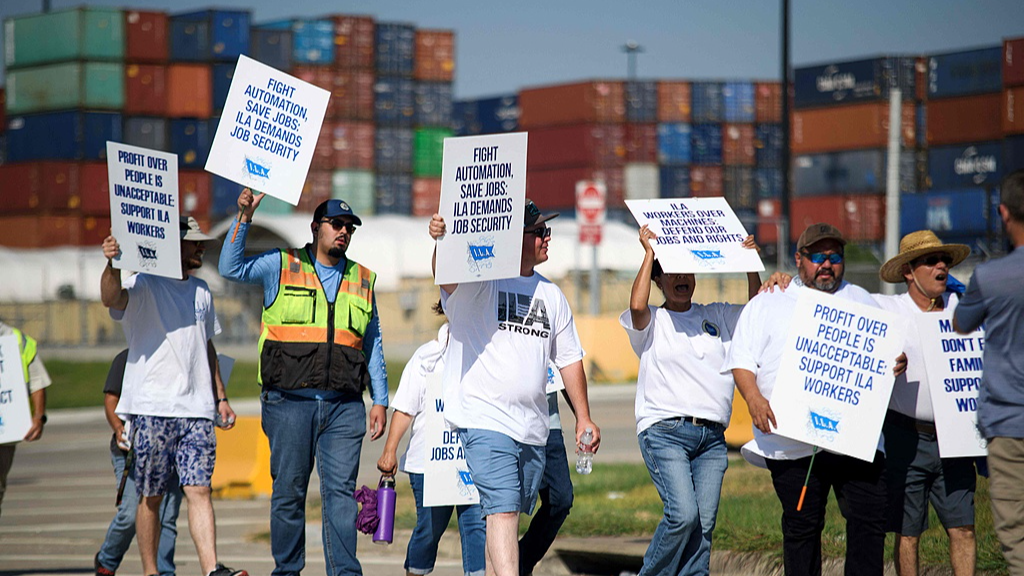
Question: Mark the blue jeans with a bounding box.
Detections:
[519,429,574,576]
[96,437,182,576]
[406,473,486,576]
[262,388,366,576]
[638,419,728,576]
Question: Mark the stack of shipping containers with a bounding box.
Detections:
[329,16,376,216]
[409,30,454,216]
[1006,37,1024,194]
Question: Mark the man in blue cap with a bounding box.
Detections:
[219,189,389,576]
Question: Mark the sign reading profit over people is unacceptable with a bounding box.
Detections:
[918,311,987,458]
[770,290,906,462]
[106,142,181,279]
[422,372,479,507]
[206,55,330,205]
[435,132,528,285]
[625,198,765,274]
[0,335,32,444]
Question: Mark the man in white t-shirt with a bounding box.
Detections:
[100,216,245,576]
[428,199,601,576]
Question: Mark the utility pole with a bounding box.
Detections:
[780,0,791,269]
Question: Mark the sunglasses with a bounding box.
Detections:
[525,226,552,238]
[320,218,357,233]
[914,254,954,267]
[802,251,844,265]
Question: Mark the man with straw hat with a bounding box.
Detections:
[875,230,976,576]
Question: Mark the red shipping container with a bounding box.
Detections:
[79,163,110,217]
[0,87,6,134]
[311,121,336,170]
[82,216,112,247]
[124,64,168,116]
[723,124,756,165]
[0,162,84,212]
[292,66,333,92]
[179,171,211,217]
[926,93,1003,146]
[756,199,782,244]
[1004,38,1024,88]
[519,81,625,128]
[792,101,915,154]
[755,82,782,123]
[915,57,928,101]
[297,170,333,213]
[527,124,624,170]
[333,122,375,170]
[790,196,847,242]
[526,166,624,210]
[657,81,691,123]
[166,64,212,118]
[0,164,40,212]
[333,15,375,70]
[412,177,441,217]
[1004,87,1024,135]
[0,215,88,248]
[125,11,169,63]
[624,124,658,163]
[331,70,375,121]
[414,30,454,82]
[843,194,885,242]
[690,166,724,197]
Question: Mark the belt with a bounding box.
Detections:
[886,410,936,435]
[666,416,724,429]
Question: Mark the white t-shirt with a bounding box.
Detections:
[872,292,957,422]
[391,325,448,474]
[442,273,584,446]
[112,273,221,420]
[723,278,883,465]
[620,304,742,435]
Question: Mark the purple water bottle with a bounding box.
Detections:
[373,476,396,545]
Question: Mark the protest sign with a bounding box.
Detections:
[435,132,528,285]
[771,290,906,462]
[625,198,765,273]
[917,312,987,457]
[205,55,330,205]
[546,362,565,395]
[0,335,31,444]
[107,142,181,279]
[422,371,479,506]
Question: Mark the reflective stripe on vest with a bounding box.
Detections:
[12,328,36,383]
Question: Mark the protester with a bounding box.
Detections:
[219,189,388,576]
[0,320,50,518]
[377,315,485,576]
[427,199,600,576]
[955,169,1024,573]
[101,216,244,576]
[723,223,904,576]
[620,225,760,576]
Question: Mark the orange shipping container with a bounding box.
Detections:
[926,93,1003,146]
[657,81,691,123]
[788,194,884,243]
[333,15,375,70]
[124,64,168,116]
[166,64,212,118]
[1004,87,1024,136]
[0,215,83,248]
[519,81,625,128]
[792,101,915,154]
[723,124,756,166]
[690,166,724,197]
[755,82,782,123]
[915,57,928,101]
[330,70,374,121]
[412,177,441,216]
[414,30,454,82]
[333,122,374,170]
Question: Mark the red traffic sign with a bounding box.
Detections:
[579,224,602,245]
[576,180,607,225]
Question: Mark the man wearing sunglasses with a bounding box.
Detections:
[219,189,389,576]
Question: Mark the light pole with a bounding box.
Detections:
[622,40,644,80]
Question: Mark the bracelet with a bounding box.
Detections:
[217,398,229,403]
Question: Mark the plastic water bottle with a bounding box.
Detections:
[576,428,594,475]
[373,476,396,545]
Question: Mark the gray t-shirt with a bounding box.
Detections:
[954,248,1024,438]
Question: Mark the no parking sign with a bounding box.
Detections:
[576,180,606,245]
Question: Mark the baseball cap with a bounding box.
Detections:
[313,199,362,226]
[180,216,216,242]
[796,223,846,251]
[524,198,559,228]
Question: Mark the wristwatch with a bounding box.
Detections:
[39,414,47,424]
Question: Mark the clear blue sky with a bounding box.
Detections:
[2,0,1023,99]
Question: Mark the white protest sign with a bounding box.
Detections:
[205,55,330,205]
[917,312,987,457]
[625,198,765,274]
[546,362,565,394]
[0,335,32,444]
[771,290,906,462]
[107,142,181,279]
[435,132,528,285]
[422,371,479,506]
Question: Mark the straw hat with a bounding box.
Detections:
[879,230,970,283]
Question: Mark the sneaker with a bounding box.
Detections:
[94,552,116,576]
[208,564,248,576]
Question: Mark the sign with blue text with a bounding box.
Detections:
[625,198,765,274]
[0,335,31,444]
[435,132,528,285]
[918,312,987,458]
[770,290,906,462]
[422,371,479,506]
[205,55,330,205]
[106,142,181,279]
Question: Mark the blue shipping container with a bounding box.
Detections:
[722,81,755,123]
[451,100,477,136]
[376,23,415,77]
[691,124,722,165]
[928,47,1002,99]
[755,124,784,168]
[169,18,209,62]
[901,189,992,237]
[795,149,918,196]
[250,28,292,72]
[124,117,168,151]
[375,77,416,127]
[375,172,413,214]
[916,104,927,148]
[258,19,333,65]
[928,141,1004,189]
[1005,135,1024,173]
[212,174,242,219]
[6,111,121,162]
[415,82,453,127]
[625,81,658,123]
[375,127,414,172]
[755,168,783,199]
[212,63,234,114]
[171,10,250,61]
[659,166,691,198]
[794,57,917,109]
[724,166,756,210]
[691,82,723,123]
[169,118,212,168]
[657,123,692,165]
[477,95,519,133]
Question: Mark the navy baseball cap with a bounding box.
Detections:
[313,199,362,226]
[524,198,559,228]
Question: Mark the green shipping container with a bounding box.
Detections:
[257,195,295,216]
[7,62,125,114]
[332,170,375,216]
[4,7,125,69]
[413,128,452,177]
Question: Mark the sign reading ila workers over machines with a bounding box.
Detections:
[770,290,907,462]
[0,335,32,444]
[918,311,987,458]
[435,132,528,285]
[624,197,765,274]
[106,142,181,279]
[205,55,330,205]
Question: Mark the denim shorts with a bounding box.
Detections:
[459,428,545,516]
[133,415,216,497]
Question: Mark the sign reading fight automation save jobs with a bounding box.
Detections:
[435,132,528,285]
[206,55,330,205]
[0,335,31,444]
